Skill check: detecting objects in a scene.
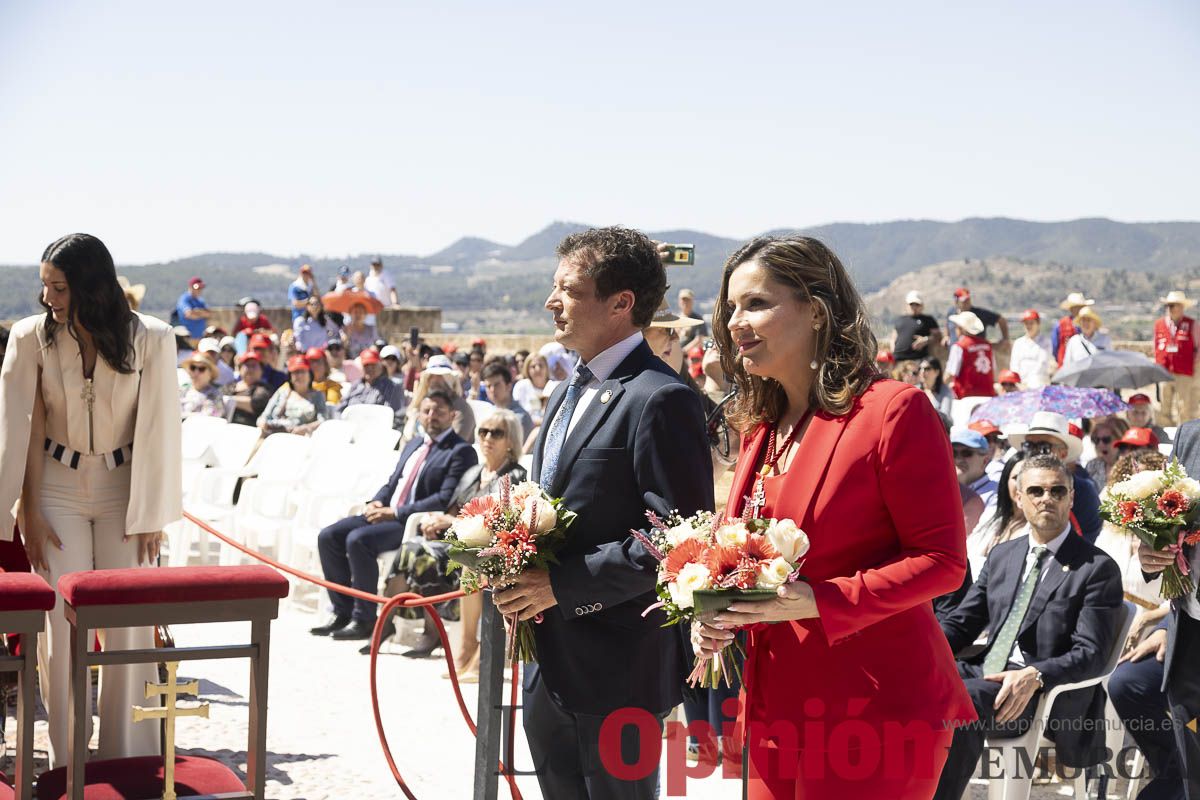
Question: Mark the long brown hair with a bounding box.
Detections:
[712,235,879,430]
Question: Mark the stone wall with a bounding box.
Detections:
[203,306,442,344]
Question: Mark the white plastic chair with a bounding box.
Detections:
[467,398,495,425]
[353,427,402,452]
[952,396,990,428]
[341,404,396,440]
[519,453,534,472]
[310,419,356,446]
[985,601,1135,800]
[181,415,227,462]
[287,492,362,609]
[211,423,263,469]
[172,466,245,566]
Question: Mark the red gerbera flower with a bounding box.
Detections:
[744,533,780,563]
[1184,531,1200,546]
[1118,500,1143,525]
[1157,490,1189,519]
[662,538,709,581]
[460,495,498,519]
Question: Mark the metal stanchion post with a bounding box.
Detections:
[473,591,507,800]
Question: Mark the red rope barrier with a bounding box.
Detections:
[182,512,524,800]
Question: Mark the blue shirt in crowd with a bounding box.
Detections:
[288,279,311,321]
[175,292,208,340]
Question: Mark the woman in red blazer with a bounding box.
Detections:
[695,236,977,799]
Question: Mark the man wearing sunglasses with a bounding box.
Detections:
[1006,411,1103,543]
[935,455,1123,800]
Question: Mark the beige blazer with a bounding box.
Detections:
[0,312,182,540]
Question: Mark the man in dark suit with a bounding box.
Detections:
[493,227,713,799]
[1138,418,1200,799]
[312,390,477,640]
[935,454,1123,800]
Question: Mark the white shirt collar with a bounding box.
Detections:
[1020,522,1072,556]
[579,331,644,385]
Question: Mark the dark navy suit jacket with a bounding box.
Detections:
[371,431,477,524]
[942,532,1123,765]
[528,339,714,716]
[1163,419,1200,689]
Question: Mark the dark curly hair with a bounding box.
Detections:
[556,226,666,328]
[40,233,135,374]
[712,235,879,427]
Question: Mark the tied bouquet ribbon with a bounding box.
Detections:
[1170,530,1200,577]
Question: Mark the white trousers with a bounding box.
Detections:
[37,453,160,768]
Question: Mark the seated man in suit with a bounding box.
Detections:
[311,389,477,640]
[934,454,1123,800]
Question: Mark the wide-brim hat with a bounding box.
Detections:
[181,353,218,381]
[117,276,146,305]
[949,311,984,337]
[424,354,456,375]
[1074,306,1102,326]
[648,300,702,330]
[1003,411,1083,462]
[1159,290,1195,308]
[1059,292,1095,311]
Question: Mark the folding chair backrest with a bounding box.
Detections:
[213,423,264,469]
[342,404,395,439]
[310,419,355,446]
[181,416,228,462]
[246,433,311,476]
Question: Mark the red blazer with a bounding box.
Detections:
[732,380,977,750]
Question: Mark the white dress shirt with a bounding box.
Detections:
[389,428,453,508]
[548,331,644,441]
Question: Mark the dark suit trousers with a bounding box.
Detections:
[523,669,665,800]
[1108,653,1183,800]
[1169,614,1200,800]
[317,514,406,623]
[933,660,1042,800]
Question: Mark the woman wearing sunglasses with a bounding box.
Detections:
[1084,416,1130,488]
[0,233,181,767]
[179,352,230,419]
[383,409,527,670]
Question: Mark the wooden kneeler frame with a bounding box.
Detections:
[0,573,56,800]
[43,565,288,800]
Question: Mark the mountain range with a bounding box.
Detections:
[2,217,1199,329]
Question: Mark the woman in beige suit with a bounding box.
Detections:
[0,233,182,767]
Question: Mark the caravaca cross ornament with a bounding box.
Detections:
[747,409,813,519]
[131,661,210,800]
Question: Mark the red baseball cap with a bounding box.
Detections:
[876,350,895,364]
[998,370,1021,385]
[359,348,381,366]
[249,333,273,350]
[472,337,487,348]
[953,287,971,300]
[304,346,326,362]
[189,276,205,289]
[1021,309,1040,322]
[1117,427,1159,449]
[968,420,1001,438]
[286,355,310,373]
[237,351,262,366]
[1127,393,1152,406]
[1068,423,1085,441]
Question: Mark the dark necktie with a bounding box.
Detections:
[539,365,594,491]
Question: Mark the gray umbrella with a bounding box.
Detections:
[1052,349,1174,389]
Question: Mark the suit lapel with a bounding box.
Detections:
[1019,533,1076,634]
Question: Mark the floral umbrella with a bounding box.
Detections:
[969,385,1128,425]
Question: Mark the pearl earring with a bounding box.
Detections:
[811,325,821,369]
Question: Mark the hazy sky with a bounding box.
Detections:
[2,1,1197,264]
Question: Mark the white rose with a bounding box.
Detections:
[520,496,559,535]
[714,523,749,548]
[756,556,793,590]
[1116,470,1167,501]
[1170,477,1200,501]
[665,522,698,548]
[765,518,810,565]
[668,562,712,609]
[452,515,492,547]
[509,481,543,504]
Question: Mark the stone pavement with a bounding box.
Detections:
[2,604,1134,798]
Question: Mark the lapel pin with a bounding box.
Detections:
[600,390,612,404]
[1062,565,1069,572]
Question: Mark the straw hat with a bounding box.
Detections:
[181,352,218,382]
[1004,411,1083,462]
[948,311,984,337]
[117,276,146,307]
[1159,290,1195,308]
[1059,292,1095,311]
[648,300,702,330]
[1074,306,1102,326]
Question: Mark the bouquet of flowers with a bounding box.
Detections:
[1100,459,1200,600]
[631,510,810,688]
[446,478,576,662]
